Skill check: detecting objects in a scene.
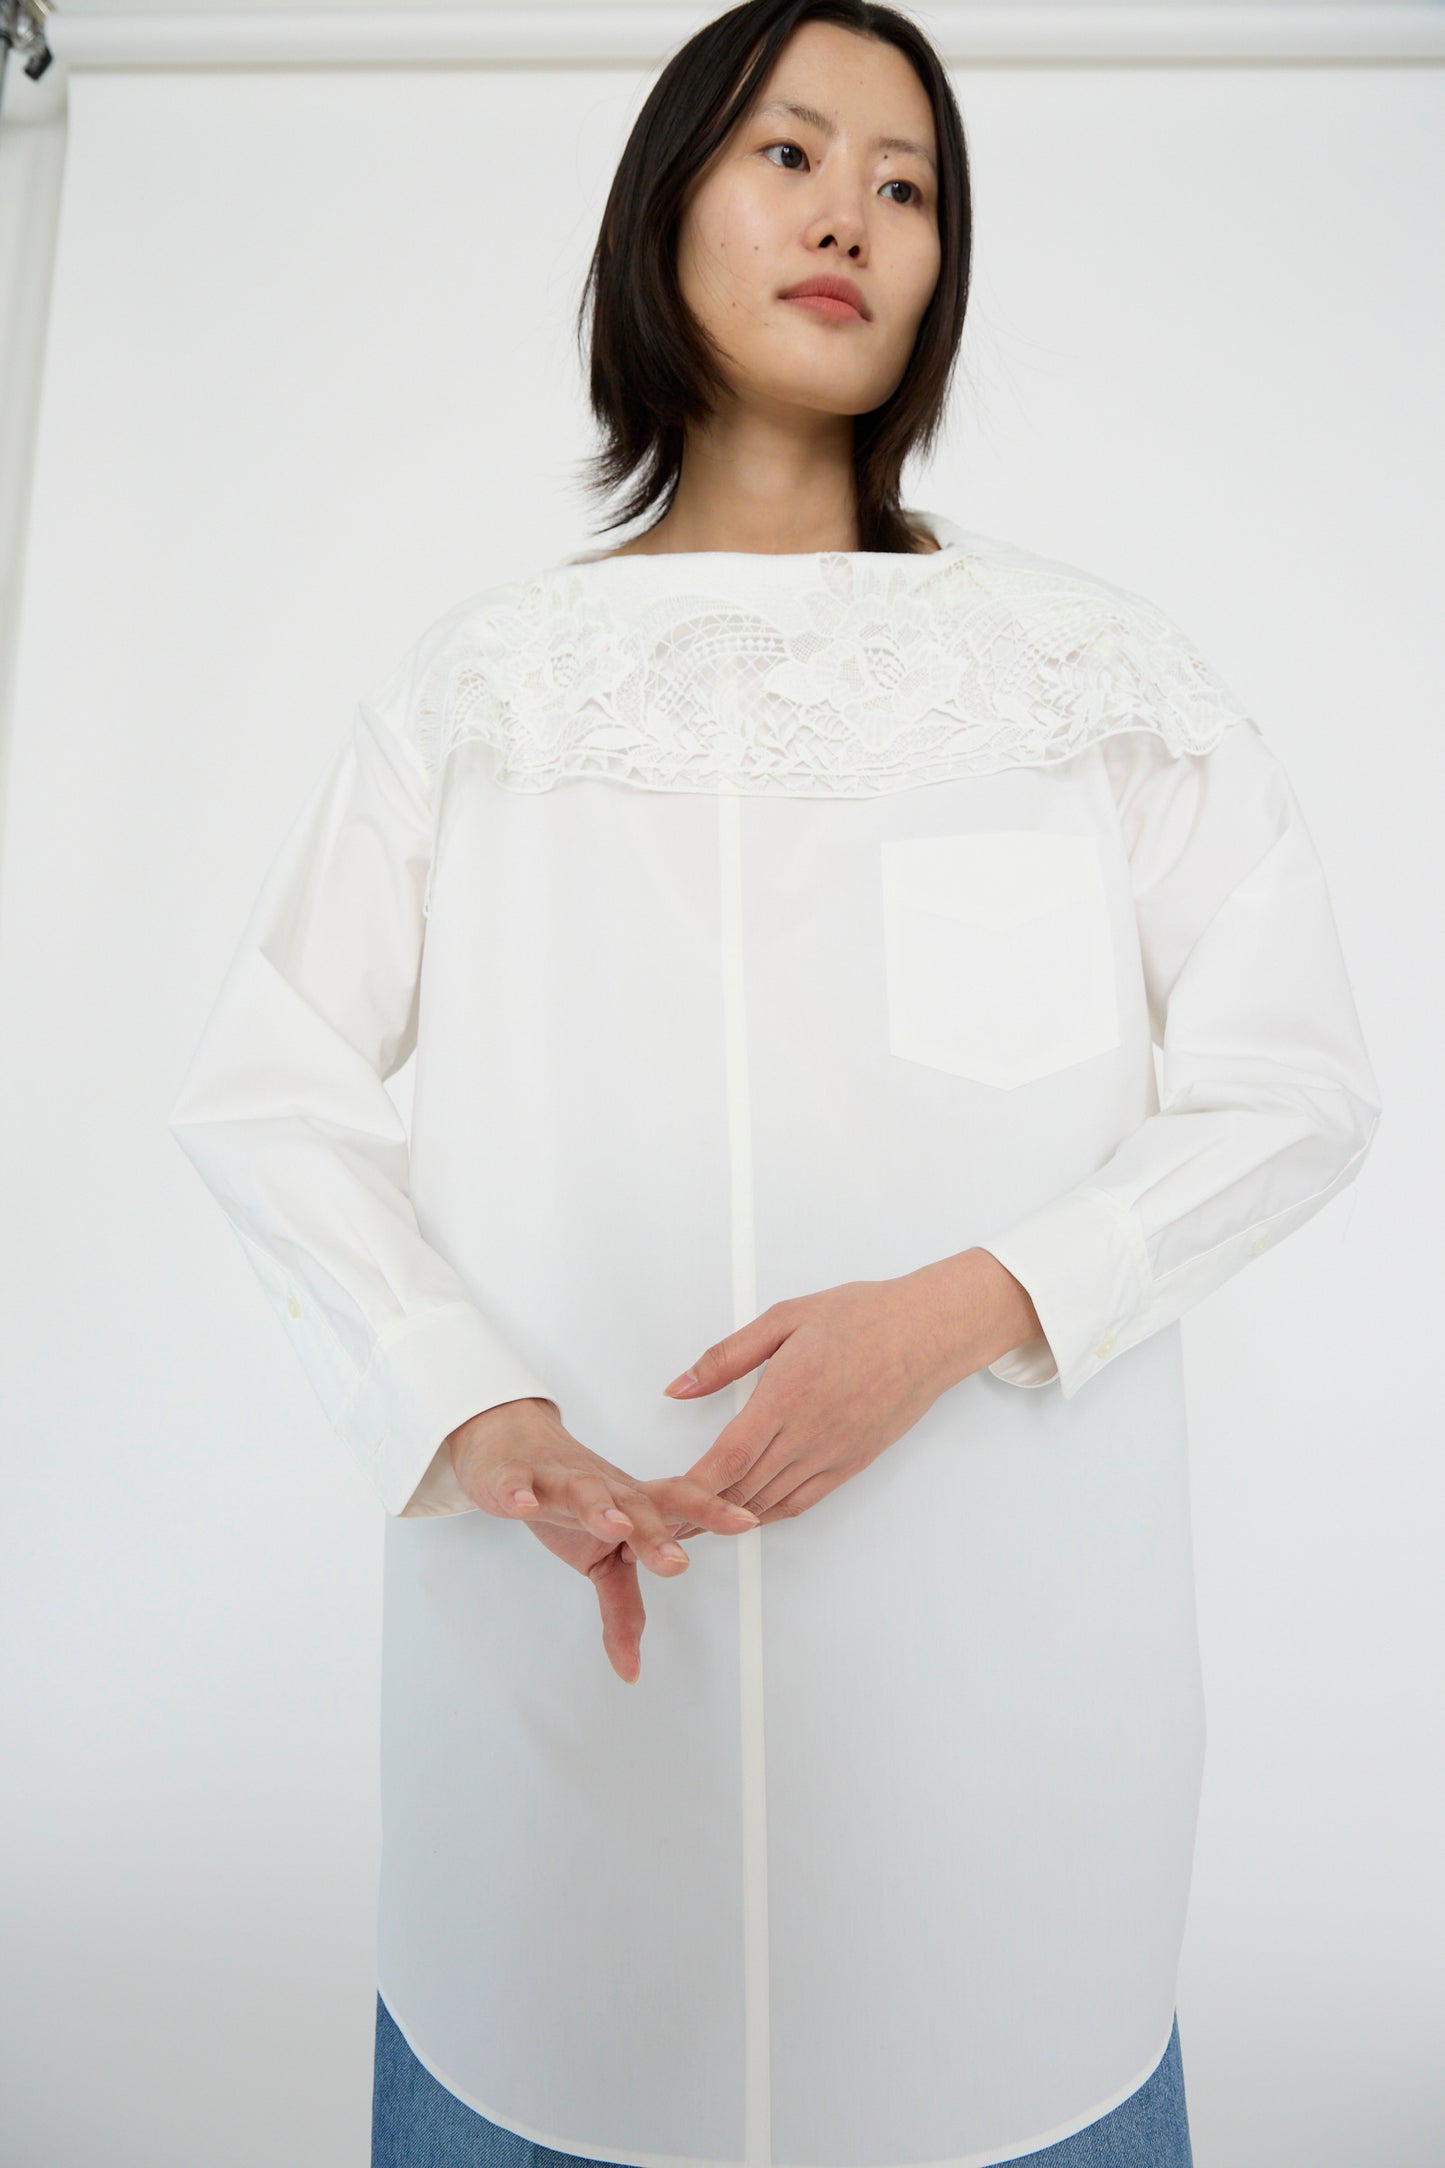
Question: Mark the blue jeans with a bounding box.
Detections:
[372,1992,1193,2167]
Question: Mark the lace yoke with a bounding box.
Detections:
[385,516,1259,914]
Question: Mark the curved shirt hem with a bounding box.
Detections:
[374,1971,1177,2168]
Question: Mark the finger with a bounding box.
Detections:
[662,1305,793,1401]
[643,1477,761,1536]
[614,1536,682,1600]
[590,1548,645,1683]
[598,1487,700,1577]
[653,1514,733,1542]
[479,1462,644,1548]
[749,1469,837,1525]
[732,1455,810,1519]
[559,1471,654,1546]
[476,1456,542,1516]
[676,1415,788,1507]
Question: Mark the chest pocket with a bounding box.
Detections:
[879,829,1120,1090]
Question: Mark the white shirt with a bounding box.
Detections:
[168,510,1381,2168]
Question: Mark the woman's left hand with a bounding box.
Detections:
[638,1251,1038,1535]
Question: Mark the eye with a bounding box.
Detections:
[761,141,926,207]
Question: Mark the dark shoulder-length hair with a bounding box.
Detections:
[573,0,973,556]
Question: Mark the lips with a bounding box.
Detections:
[779,275,870,321]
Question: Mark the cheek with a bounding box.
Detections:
[687,182,781,294]
[680,205,734,306]
[907,232,943,313]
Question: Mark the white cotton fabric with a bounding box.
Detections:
[168,510,1382,2168]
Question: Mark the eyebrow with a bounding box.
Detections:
[751,97,938,181]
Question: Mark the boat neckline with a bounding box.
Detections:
[548,508,969,574]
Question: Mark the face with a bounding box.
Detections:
[676,19,942,420]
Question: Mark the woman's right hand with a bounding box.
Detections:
[445,1398,759,1682]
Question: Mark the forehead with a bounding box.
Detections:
[688,22,936,199]
[747,20,935,146]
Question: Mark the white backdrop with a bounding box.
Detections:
[1,19,1440,2167]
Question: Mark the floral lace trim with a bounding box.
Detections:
[411,545,1252,791]
[393,538,1258,914]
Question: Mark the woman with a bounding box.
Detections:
[168,3,1382,2164]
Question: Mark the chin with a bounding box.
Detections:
[741,350,880,406]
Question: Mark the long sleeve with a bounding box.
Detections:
[167,604,559,1517]
[976,715,1383,1398]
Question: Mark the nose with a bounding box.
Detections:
[805,181,868,258]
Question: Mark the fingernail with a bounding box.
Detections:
[728,1505,760,1523]
[660,1543,687,1563]
[664,1370,699,1395]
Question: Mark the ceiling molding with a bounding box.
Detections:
[43,5,1445,72]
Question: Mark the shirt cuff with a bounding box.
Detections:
[975,1184,1156,1400]
[339,1301,560,1517]
[395,1436,486,1518]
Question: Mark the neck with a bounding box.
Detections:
[633,413,862,555]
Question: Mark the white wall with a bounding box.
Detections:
[1,13,1440,2165]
